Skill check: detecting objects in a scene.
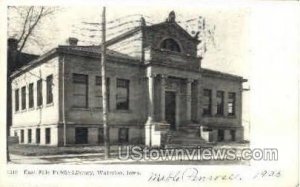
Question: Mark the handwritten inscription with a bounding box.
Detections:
[148,168,281,182]
[253,170,281,179]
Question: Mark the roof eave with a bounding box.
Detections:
[201,68,246,82]
[10,48,58,79]
[146,21,200,43]
[10,46,141,79]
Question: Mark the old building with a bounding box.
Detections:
[7,38,39,145]
[10,12,247,146]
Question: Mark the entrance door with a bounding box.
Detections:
[165,91,176,130]
[75,127,88,144]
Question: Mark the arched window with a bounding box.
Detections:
[160,38,181,52]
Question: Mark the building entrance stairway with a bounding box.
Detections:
[164,124,206,147]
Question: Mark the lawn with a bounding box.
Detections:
[8,142,249,157]
[8,144,105,156]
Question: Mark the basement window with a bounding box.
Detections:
[217,129,224,142]
[36,128,40,144]
[20,130,24,143]
[28,129,32,143]
[230,130,236,141]
[98,128,104,144]
[45,128,51,144]
[118,128,129,143]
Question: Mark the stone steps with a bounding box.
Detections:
[169,138,206,145]
[165,126,206,146]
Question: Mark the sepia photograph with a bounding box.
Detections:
[6,5,252,165]
[0,0,299,187]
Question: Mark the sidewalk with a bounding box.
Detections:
[8,144,127,156]
[9,153,137,164]
[8,143,249,164]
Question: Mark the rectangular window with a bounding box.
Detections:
[72,73,88,108]
[36,128,40,144]
[116,79,130,110]
[21,86,26,110]
[45,128,51,144]
[98,128,104,144]
[75,127,88,144]
[230,130,236,141]
[28,83,34,108]
[15,89,19,111]
[118,128,129,143]
[28,129,32,143]
[46,75,53,104]
[218,129,224,142]
[228,92,236,116]
[37,79,43,106]
[216,91,224,115]
[203,89,212,115]
[95,76,110,109]
[20,130,24,143]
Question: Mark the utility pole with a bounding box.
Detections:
[63,56,66,146]
[101,6,110,159]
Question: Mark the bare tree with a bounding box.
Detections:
[7,6,59,162]
[8,6,59,54]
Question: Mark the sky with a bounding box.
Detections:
[8,6,251,78]
[2,3,299,181]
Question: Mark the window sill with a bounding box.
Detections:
[202,114,236,119]
[28,107,35,112]
[202,114,213,117]
[92,107,113,112]
[37,105,43,109]
[46,102,54,108]
[93,107,102,110]
[227,115,236,119]
[114,109,132,113]
[18,109,27,113]
[159,48,183,55]
[71,107,90,111]
[70,107,114,112]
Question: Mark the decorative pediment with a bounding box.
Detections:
[144,11,200,56]
[147,11,200,43]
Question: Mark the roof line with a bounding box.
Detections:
[106,27,141,47]
[146,21,200,43]
[202,68,247,82]
[10,46,142,79]
[10,48,58,78]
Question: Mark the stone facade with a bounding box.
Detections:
[10,12,246,146]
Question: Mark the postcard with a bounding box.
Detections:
[0,0,299,187]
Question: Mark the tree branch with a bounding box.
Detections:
[18,7,45,53]
[17,6,33,46]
